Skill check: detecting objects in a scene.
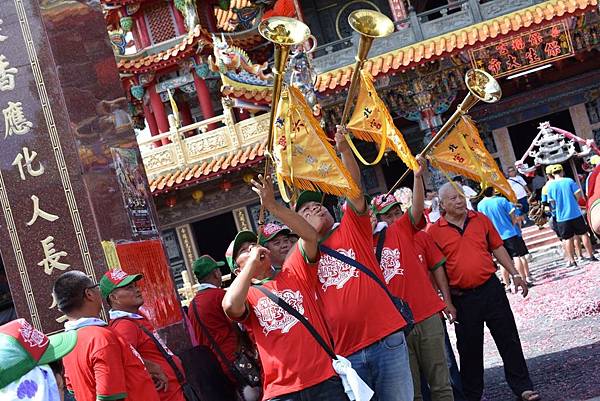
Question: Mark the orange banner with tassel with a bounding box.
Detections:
[428,115,517,203]
[272,86,361,200]
[347,70,418,170]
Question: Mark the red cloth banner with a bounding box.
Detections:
[115,240,182,328]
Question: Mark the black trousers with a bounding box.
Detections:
[451,275,533,401]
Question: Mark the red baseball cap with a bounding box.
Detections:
[0,318,77,389]
[371,194,401,215]
[258,223,291,246]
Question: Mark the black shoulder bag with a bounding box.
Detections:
[253,285,337,360]
[320,243,415,334]
[118,319,201,401]
[191,301,261,390]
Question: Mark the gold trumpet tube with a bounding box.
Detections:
[340,10,395,125]
[257,17,310,226]
[385,69,502,197]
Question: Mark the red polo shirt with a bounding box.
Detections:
[110,316,186,401]
[245,245,336,400]
[319,202,406,356]
[188,288,238,378]
[373,215,445,324]
[63,325,160,401]
[427,211,504,289]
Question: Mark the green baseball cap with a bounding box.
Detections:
[294,191,323,212]
[0,318,77,389]
[225,231,258,270]
[193,255,225,280]
[99,269,143,299]
[258,223,291,246]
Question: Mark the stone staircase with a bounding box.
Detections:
[521,224,560,252]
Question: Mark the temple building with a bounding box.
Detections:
[98,0,600,289]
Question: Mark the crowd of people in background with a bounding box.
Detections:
[5,127,600,401]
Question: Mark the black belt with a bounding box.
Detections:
[450,274,497,297]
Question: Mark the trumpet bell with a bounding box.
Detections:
[258,17,311,46]
[348,9,394,38]
[465,69,502,104]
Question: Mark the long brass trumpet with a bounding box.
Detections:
[385,69,502,197]
[257,17,310,225]
[340,10,395,124]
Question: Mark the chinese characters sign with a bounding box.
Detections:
[0,2,105,332]
[469,20,574,78]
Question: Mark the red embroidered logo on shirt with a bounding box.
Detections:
[318,248,359,291]
[380,247,404,284]
[254,289,304,335]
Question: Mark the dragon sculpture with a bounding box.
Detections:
[208,34,272,82]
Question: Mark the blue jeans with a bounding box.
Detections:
[269,376,346,401]
[347,330,414,401]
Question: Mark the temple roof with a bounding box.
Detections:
[149,141,266,194]
[116,25,207,74]
[315,0,597,94]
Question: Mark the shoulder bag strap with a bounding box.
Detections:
[319,245,396,301]
[191,301,241,379]
[253,285,337,360]
[375,227,387,264]
[120,318,186,385]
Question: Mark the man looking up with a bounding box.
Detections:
[546,164,596,267]
[102,270,187,401]
[52,270,160,401]
[222,174,349,401]
[427,183,538,401]
[258,223,293,269]
[293,126,424,400]
[371,187,455,401]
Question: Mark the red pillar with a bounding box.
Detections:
[192,71,216,130]
[148,84,170,145]
[200,1,218,32]
[143,102,162,148]
[172,3,187,35]
[388,0,408,23]
[179,101,194,137]
[134,12,151,48]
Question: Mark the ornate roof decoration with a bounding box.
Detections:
[116,25,208,74]
[148,141,266,194]
[315,0,597,94]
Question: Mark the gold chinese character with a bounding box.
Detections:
[3,101,32,138]
[26,195,59,226]
[38,236,70,275]
[12,147,44,180]
[0,55,17,91]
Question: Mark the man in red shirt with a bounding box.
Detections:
[52,270,160,401]
[222,175,348,401]
[187,255,242,400]
[427,182,538,401]
[371,192,455,401]
[291,127,422,400]
[101,269,187,401]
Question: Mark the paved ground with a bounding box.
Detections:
[447,248,600,401]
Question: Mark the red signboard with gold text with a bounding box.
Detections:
[115,240,182,329]
[469,20,574,78]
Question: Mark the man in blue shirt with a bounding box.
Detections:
[546,164,597,267]
[478,187,533,288]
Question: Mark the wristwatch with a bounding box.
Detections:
[511,274,522,279]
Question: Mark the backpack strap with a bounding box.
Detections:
[375,227,387,264]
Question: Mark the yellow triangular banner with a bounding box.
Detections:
[347,70,418,171]
[428,115,517,203]
[272,86,361,200]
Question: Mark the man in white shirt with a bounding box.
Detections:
[506,166,532,225]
